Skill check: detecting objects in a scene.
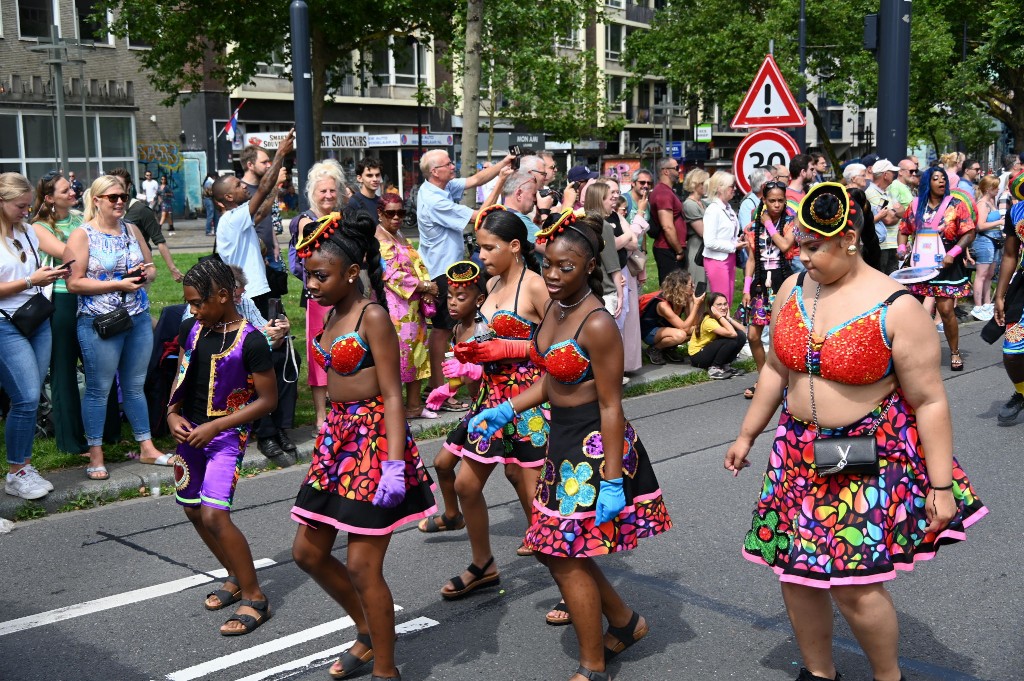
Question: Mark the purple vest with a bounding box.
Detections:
[168,320,260,417]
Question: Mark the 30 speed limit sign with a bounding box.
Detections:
[733,128,801,194]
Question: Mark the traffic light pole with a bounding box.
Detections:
[290,1,314,211]
[875,0,912,161]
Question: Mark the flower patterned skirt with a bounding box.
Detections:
[743,390,987,588]
[525,401,671,558]
[291,396,437,535]
[452,360,549,468]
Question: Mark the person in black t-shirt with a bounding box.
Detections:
[166,259,278,636]
[108,167,184,282]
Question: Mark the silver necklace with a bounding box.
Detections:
[204,319,241,354]
[557,289,590,321]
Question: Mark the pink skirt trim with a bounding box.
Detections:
[290,503,437,536]
[531,489,666,520]
[457,448,545,468]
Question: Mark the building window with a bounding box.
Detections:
[605,23,624,61]
[256,49,288,78]
[0,112,135,182]
[75,0,112,44]
[126,15,152,48]
[556,28,582,50]
[372,38,427,88]
[19,0,53,39]
[606,0,625,8]
[607,76,625,111]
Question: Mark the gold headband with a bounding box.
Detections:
[446,260,482,289]
[473,204,507,232]
[296,212,341,258]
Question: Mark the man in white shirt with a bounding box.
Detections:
[141,170,159,210]
[213,130,294,317]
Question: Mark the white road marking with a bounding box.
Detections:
[166,607,404,681]
[231,617,440,681]
[0,559,277,638]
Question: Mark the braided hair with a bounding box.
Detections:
[182,258,237,301]
[303,207,388,312]
[749,186,792,297]
[541,212,606,298]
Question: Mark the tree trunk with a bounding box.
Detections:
[805,102,841,172]
[310,26,331,162]
[460,0,484,206]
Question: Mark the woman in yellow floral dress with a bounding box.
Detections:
[375,193,437,419]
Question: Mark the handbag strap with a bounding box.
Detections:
[807,282,898,439]
[0,228,43,323]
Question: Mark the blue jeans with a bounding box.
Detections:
[204,196,219,234]
[0,319,51,464]
[77,312,153,446]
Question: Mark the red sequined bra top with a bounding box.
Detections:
[530,304,607,384]
[485,267,538,340]
[311,303,377,376]
[773,274,911,386]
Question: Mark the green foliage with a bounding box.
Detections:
[438,0,621,144]
[13,502,47,521]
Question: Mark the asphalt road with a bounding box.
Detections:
[1,323,1018,681]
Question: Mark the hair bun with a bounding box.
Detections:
[812,194,841,220]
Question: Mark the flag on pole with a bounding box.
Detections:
[223,99,247,142]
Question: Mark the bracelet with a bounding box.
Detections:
[947,245,963,258]
[764,218,778,236]
[931,482,954,491]
[25,276,33,290]
[743,276,753,294]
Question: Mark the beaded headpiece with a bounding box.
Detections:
[446,260,482,289]
[535,208,595,256]
[796,182,852,241]
[1011,169,1024,202]
[296,212,342,259]
[473,204,507,232]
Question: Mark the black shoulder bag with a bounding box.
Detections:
[92,223,137,339]
[0,232,55,337]
[806,281,899,476]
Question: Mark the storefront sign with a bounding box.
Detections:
[245,131,368,149]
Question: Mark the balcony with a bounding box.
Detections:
[0,77,134,107]
[625,2,656,24]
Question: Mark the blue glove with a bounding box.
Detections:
[468,400,515,442]
[373,460,407,508]
[595,478,625,524]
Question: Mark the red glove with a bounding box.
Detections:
[454,339,531,364]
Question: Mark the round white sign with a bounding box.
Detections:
[733,128,801,194]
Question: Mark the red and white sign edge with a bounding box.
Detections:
[730,54,806,129]
[733,128,801,194]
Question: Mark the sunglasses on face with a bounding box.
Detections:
[382,209,406,219]
[41,170,61,182]
[636,180,652,186]
[98,193,129,204]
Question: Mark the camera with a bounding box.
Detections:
[538,186,562,204]
[509,145,522,171]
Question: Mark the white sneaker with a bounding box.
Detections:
[984,303,995,313]
[970,306,990,321]
[5,469,49,500]
[22,465,53,493]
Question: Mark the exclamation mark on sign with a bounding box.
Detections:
[764,84,772,114]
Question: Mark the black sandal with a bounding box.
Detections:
[574,666,610,680]
[220,598,272,636]
[950,351,964,371]
[545,600,572,626]
[205,576,241,611]
[604,611,648,659]
[796,669,843,681]
[329,632,373,679]
[418,512,466,533]
[441,556,500,600]
[371,675,401,681]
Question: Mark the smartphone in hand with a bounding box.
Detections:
[509,145,522,171]
[267,297,283,321]
[695,281,707,298]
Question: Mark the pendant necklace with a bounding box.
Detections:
[557,289,590,321]
[205,318,240,354]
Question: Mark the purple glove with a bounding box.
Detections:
[373,460,407,508]
[426,384,457,411]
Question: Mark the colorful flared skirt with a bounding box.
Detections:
[743,390,986,588]
[525,401,671,557]
[451,360,549,467]
[292,396,437,535]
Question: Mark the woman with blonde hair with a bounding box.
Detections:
[65,176,162,479]
[0,172,68,499]
[940,151,964,190]
[702,171,745,308]
[682,167,709,284]
[290,160,347,437]
[969,174,1003,320]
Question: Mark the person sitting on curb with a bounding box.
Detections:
[689,291,747,379]
[639,270,704,365]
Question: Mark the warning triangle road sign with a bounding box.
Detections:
[730,54,806,129]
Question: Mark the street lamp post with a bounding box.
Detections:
[290,1,314,210]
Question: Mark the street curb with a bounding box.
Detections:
[1,362,700,521]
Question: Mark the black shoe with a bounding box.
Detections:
[278,431,298,454]
[998,393,1024,425]
[796,669,842,681]
[257,437,286,458]
[664,347,688,363]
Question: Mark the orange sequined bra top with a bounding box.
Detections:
[484,267,538,340]
[530,304,607,384]
[311,303,377,376]
[773,273,912,386]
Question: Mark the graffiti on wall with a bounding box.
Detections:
[137,142,183,171]
[137,142,186,217]
[602,158,641,192]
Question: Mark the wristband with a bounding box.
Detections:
[931,482,954,491]
[763,218,778,236]
[947,245,963,258]
[25,276,33,290]
[743,276,753,294]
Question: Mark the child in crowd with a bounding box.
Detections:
[639,270,704,365]
[290,211,436,681]
[688,291,747,379]
[420,261,488,533]
[166,259,279,636]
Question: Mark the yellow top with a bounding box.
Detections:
[688,316,721,355]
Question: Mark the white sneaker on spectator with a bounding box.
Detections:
[984,303,995,313]
[5,469,49,500]
[708,366,730,380]
[970,305,991,321]
[23,465,54,493]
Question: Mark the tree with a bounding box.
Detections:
[459,0,484,184]
[439,0,623,167]
[94,0,457,156]
[622,0,1004,161]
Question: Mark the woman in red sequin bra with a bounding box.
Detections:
[439,207,552,601]
[725,183,986,681]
